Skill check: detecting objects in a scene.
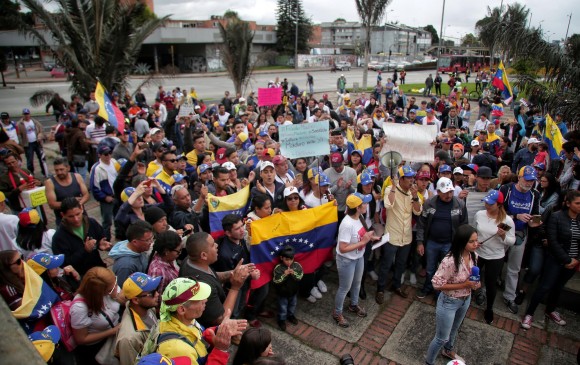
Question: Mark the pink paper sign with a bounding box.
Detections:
[258,87,282,107]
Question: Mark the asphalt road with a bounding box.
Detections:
[0,67,437,119]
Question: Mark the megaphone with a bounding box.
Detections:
[381,151,403,179]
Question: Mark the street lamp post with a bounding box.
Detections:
[438,0,446,56]
[294,0,299,69]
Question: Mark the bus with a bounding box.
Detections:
[437,54,499,73]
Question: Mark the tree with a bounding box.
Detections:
[21,0,167,99]
[461,33,480,47]
[219,12,254,95]
[566,34,580,64]
[423,25,439,45]
[0,0,33,30]
[275,0,313,55]
[355,0,393,89]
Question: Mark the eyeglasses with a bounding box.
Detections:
[108,276,118,295]
[9,256,23,266]
[164,159,177,163]
[286,196,299,201]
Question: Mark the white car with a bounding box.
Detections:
[335,61,351,71]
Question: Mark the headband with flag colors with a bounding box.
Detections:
[543,114,564,159]
[492,61,514,105]
[95,81,126,133]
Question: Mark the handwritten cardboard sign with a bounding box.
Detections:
[21,187,47,207]
[258,88,282,107]
[279,120,330,159]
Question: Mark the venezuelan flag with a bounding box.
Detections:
[346,128,373,164]
[95,81,126,132]
[208,185,250,239]
[543,114,564,159]
[491,61,514,105]
[249,202,337,289]
[12,261,60,332]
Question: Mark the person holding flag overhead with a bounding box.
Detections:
[95,81,125,133]
[492,61,514,105]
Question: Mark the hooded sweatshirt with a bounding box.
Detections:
[109,240,149,287]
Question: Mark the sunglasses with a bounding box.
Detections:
[108,276,118,295]
[286,196,299,201]
[164,159,177,163]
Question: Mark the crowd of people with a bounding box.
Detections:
[0,71,579,365]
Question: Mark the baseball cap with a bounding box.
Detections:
[22,108,31,114]
[137,354,190,365]
[272,155,287,165]
[237,132,248,142]
[330,152,344,165]
[416,171,431,180]
[477,166,493,178]
[346,192,372,209]
[194,105,201,110]
[453,167,464,175]
[197,163,212,175]
[438,164,452,173]
[172,173,186,183]
[461,163,479,173]
[150,128,162,135]
[97,145,112,155]
[359,172,373,186]
[239,97,246,103]
[222,161,236,171]
[28,325,61,362]
[259,129,268,137]
[262,148,275,158]
[351,149,363,157]
[121,187,135,202]
[260,161,275,171]
[453,143,464,152]
[123,272,162,299]
[533,162,546,171]
[409,109,417,114]
[482,190,504,205]
[283,186,300,198]
[27,253,65,275]
[19,207,41,227]
[0,112,9,118]
[215,147,228,164]
[307,167,320,180]
[527,137,540,144]
[436,177,454,193]
[398,165,416,178]
[518,165,537,181]
[314,173,330,186]
[470,140,480,147]
[426,108,434,113]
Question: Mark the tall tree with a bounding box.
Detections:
[275,0,313,55]
[0,0,33,30]
[21,0,167,99]
[423,25,439,45]
[219,12,254,95]
[461,33,480,47]
[355,0,393,89]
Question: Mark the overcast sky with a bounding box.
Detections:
[154,0,578,42]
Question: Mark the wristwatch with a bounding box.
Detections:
[412,197,419,202]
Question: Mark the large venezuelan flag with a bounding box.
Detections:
[491,61,514,105]
[12,262,60,332]
[95,81,126,132]
[543,114,564,159]
[346,128,373,164]
[249,202,337,289]
[208,185,250,239]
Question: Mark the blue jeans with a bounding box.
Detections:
[425,293,471,365]
[523,244,544,285]
[334,254,365,315]
[100,201,114,240]
[422,240,452,294]
[377,243,411,292]
[278,294,297,321]
[25,141,48,176]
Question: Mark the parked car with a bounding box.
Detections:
[367,61,379,70]
[335,61,351,71]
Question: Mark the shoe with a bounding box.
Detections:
[503,298,519,314]
[369,270,379,281]
[310,287,323,299]
[416,290,427,299]
[288,316,298,325]
[375,291,385,305]
[514,290,526,305]
[401,272,406,285]
[249,319,262,328]
[359,285,367,300]
[521,315,533,329]
[475,291,486,306]
[306,295,317,303]
[484,309,494,324]
[278,320,286,331]
[317,280,328,293]
[332,312,350,328]
[441,348,465,362]
[545,311,566,326]
[348,304,368,317]
[392,287,408,299]
[410,273,417,285]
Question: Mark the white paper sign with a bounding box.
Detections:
[381,123,438,162]
[279,121,330,159]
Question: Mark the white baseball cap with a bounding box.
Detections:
[222,161,236,171]
[436,177,455,193]
[470,140,480,147]
[283,186,299,198]
[527,137,540,144]
[453,167,464,175]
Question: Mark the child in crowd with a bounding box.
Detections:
[534,142,549,166]
[272,246,303,331]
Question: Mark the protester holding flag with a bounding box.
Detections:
[492,61,514,105]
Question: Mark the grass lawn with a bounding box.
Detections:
[254,65,293,71]
[398,82,480,96]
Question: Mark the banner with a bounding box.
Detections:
[95,82,126,132]
[249,202,337,289]
[208,185,250,239]
[258,87,282,106]
[279,120,330,159]
[381,123,438,162]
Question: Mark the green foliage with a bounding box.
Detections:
[510,58,541,77]
[275,0,313,55]
[20,0,168,98]
[335,18,346,22]
[566,34,580,64]
[219,12,254,94]
[0,0,33,30]
[423,25,439,45]
[461,33,480,47]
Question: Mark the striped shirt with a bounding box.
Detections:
[570,219,579,259]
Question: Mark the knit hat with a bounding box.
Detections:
[160,278,211,322]
[19,207,41,227]
[144,206,166,225]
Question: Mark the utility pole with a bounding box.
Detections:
[294,0,299,69]
[438,0,446,56]
[565,13,572,41]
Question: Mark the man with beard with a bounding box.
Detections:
[45,158,90,226]
[513,138,539,172]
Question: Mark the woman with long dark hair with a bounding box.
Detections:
[538,172,560,214]
[147,230,182,295]
[232,327,274,365]
[16,209,55,259]
[424,224,480,364]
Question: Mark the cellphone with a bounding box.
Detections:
[497,223,512,231]
[295,173,303,181]
[532,215,541,224]
[138,142,148,149]
[182,228,193,236]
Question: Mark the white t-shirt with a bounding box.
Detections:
[303,192,329,208]
[24,120,37,143]
[70,293,120,344]
[101,160,119,191]
[336,215,366,260]
[474,211,516,260]
[2,121,19,143]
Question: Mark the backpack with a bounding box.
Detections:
[134,323,197,365]
[50,297,85,352]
